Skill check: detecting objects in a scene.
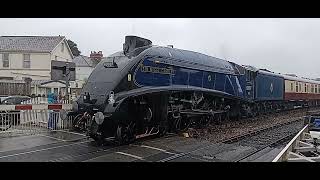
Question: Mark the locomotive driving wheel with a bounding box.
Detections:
[199,115,211,127]
[115,122,136,145]
[73,113,90,132]
[173,115,191,132]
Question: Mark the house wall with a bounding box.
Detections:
[0,38,74,81]
[50,39,73,62]
[69,66,93,89]
[0,52,51,80]
[76,66,93,80]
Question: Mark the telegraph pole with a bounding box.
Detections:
[65,62,70,102]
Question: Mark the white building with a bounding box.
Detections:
[72,55,95,88]
[71,51,102,97]
[0,36,74,96]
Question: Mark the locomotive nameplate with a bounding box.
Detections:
[141,65,175,75]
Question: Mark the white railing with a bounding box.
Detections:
[0,105,75,137]
[272,125,309,162]
[21,97,72,104]
[273,123,320,162]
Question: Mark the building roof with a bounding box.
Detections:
[73,55,93,67]
[73,55,103,67]
[0,36,65,53]
[31,80,66,86]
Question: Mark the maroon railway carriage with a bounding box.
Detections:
[283,74,320,107]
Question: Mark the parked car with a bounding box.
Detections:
[1,96,31,105]
[0,95,9,104]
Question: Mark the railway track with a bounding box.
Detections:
[157,117,305,162]
[0,133,178,162]
[233,120,303,162]
[0,107,314,162]
[47,133,178,162]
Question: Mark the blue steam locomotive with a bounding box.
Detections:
[71,36,286,144]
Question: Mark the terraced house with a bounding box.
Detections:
[0,36,73,80]
[0,36,74,97]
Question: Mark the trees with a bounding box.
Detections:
[67,39,81,56]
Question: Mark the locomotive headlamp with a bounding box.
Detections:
[108,91,115,104]
[94,112,105,125]
[72,101,78,112]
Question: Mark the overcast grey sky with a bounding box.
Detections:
[1,18,320,79]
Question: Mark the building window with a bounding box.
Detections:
[291,83,293,91]
[0,77,13,80]
[296,82,298,92]
[311,84,314,93]
[3,53,9,67]
[54,88,58,94]
[316,85,318,94]
[61,42,64,52]
[23,54,30,68]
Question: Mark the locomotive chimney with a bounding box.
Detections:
[123,36,152,56]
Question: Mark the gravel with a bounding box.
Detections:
[187,108,316,143]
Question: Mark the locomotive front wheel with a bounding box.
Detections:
[157,125,168,137]
[115,124,135,145]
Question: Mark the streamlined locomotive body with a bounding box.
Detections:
[71,36,254,143]
[70,35,320,144]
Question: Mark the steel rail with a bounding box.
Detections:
[158,118,304,162]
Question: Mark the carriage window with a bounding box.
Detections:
[299,83,301,92]
[305,84,307,92]
[296,82,298,92]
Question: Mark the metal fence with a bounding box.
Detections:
[0,108,74,137]
[22,97,71,104]
[0,81,31,96]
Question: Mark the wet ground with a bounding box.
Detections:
[0,131,283,162]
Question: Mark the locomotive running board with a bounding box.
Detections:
[115,85,245,102]
[168,109,226,116]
